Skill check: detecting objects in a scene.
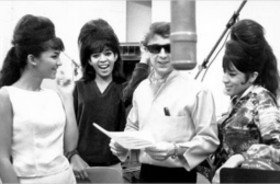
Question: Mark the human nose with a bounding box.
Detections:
[99,53,107,61]
[158,48,168,58]
[56,57,62,67]
[222,73,229,84]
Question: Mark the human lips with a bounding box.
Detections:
[52,67,58,73]
[157,60,169,66]
[98,63,110,69]
[224,85,233,91]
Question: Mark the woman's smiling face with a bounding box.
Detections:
[88,47,117,80]
[222,63,253,97]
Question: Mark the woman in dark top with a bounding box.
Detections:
[69,18,149,182]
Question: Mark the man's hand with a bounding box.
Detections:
[109,139,129,161]
[139,44,150,65]
[145,142,175,161]
[56,70,75,95]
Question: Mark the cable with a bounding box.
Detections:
[201,30,231,81]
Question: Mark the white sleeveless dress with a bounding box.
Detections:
[3,86,76,184]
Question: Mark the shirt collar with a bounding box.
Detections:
[230,85,260,105]
[148,69,179,85]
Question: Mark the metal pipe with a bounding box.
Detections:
[170,0,197,70]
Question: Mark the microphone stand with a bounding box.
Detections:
[194,0,247,80]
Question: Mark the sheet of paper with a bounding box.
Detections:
[93,123,155,149]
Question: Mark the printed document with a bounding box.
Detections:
[93,123,155,149]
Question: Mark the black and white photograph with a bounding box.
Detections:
[0,1,280,183]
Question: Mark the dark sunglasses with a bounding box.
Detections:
[146,44,170,54]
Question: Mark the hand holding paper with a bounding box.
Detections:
[109,139,129,162]
[93,123,155,150]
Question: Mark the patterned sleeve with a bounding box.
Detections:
[257,91,280,146]
[246,91,280,162]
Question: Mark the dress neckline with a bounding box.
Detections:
[9,86,45,93]
[91,80,113,97]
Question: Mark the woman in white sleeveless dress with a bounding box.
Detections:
[0,14,78,184]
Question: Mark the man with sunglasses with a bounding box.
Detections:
[110,22,219,183]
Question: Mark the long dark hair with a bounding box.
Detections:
[223,19,280,97]
[0,14,64,87]
[78,18,125,83]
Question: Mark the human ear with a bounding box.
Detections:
[88,59,93,66]
[249,72,259,83]
[113,54,118,62]
[27,54,37,66]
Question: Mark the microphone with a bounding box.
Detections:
[170,0,197,70]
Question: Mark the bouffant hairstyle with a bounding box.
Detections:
[0,14,64,87]
[223,19,280,97]
[78,18,125,83]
